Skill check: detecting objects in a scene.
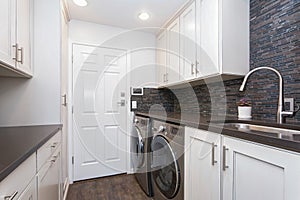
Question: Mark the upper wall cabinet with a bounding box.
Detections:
[157,0,249,87]
[166,17,180,84]
[0,0,32,78]
[156,30,167,85]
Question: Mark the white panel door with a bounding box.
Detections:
[16,0,32,74]
[180,1,196,81]
[167,18,180,84]
[0,0,16,68]
[185,127,220,200]
[223,136,300,200]
[73,44,127,181]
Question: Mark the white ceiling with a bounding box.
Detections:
[66,0,189,31]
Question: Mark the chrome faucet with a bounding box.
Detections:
[239,67,293,124]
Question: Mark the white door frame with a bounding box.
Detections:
[67,41,132,183]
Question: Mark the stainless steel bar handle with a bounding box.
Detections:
[12,44,18,61]
[17,47,23,64]
[4,191,18,200]
[223,146,229,171]
[166,73,168,82]
[196,61,199,74]
[163,74,166,82]
[62,94,67,106]
[191,63,195,75]
[211,143,217,166]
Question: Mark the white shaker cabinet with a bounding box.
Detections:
[156,0,249,87]
[185,127,221,200]
[18,178,37,200]
[196,0,219,77]
[180,1,197,81]
[166,17,180,84]
[196,0,249,78]
[37,147,61,200]
[0,154,36,200]
[0,0,16,69]
[0,0,32,77]
[222,136,300,200]
[156,30,167,86]
[16,0,32,75]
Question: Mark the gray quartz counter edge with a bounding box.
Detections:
[135,112,300,154]
[0,124,62,182]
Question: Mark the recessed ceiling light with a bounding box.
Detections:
[138,12,150,21]
[73,0,88,7]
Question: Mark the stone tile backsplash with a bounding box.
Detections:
[132,0,300,123]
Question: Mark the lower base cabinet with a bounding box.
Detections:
[185,127,221,200]
[37,146,61,200]
[18,178,37,200]
[223,136,300,200]
[185,127,300,200]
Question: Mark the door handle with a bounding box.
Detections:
[12,44,19,62]
[17,47,23,64]
[191,63,195,75]
[211,143,217,166]
[62,94,67,106]
[195,61,199,74]
[117,100,125,107]
[223,146,229,171]
[4,191,18,200]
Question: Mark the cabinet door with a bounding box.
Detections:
[0,0,16,68]
[166,17,180,84]
[196,0,219,77]
[38,150,61,200]
[180,1,196,81]
[223,136,300,200]
[156,31,167,86]
[185,127,220,200]
[16,0,32,75]
[18,178,37,200]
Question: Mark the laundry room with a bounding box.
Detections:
[0,0,299,200]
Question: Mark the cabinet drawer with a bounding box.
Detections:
[37,131,61,171]
[37,147,61,200]
[0,153,36,200]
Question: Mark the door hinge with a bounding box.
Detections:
[72,156,74,165]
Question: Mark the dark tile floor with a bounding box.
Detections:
[66,174,153,200]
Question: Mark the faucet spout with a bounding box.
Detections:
[239,67,291,124]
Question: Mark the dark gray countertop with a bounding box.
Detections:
[0,124,62,182]
[135,112,300,153]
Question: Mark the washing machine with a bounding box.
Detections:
[151,120,184,200]
[131,114,153,197]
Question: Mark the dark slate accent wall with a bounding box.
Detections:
[245,0,300,122]
[132,0,300,123]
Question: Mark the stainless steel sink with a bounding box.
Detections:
[222,123,300,139]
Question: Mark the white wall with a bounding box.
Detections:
[0,0,61,126]
[69,20,157,87]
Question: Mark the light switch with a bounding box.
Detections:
[132,101,137,109]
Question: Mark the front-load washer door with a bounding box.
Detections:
[151,135,180,199]
[131,126,145,170]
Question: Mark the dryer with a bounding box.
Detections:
[131,115,153,197]
[151,120,184,200]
